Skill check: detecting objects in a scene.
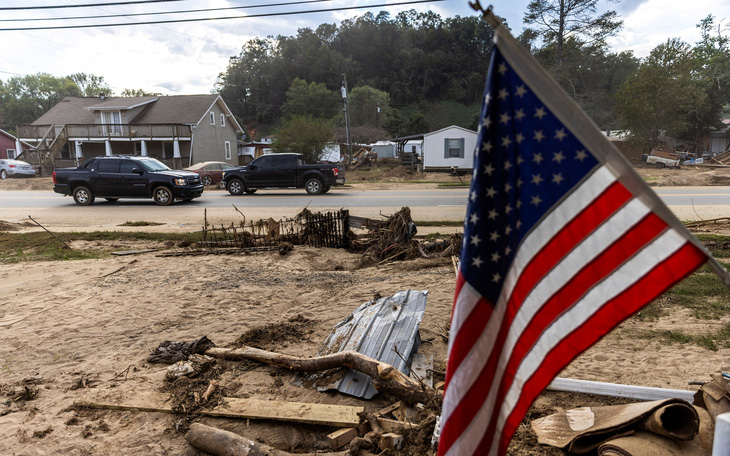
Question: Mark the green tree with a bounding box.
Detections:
[404,111,430,135]
[0,73,81,128]
[616,39,707,149]
[271,115,334,163]
[68,73,112,97]
[524,0,622,63]
[348,85,391,127]
[121,88,161,97]
[281,78,340,119]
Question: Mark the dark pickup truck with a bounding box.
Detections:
[221,153,345,195]
[53,156,204,206]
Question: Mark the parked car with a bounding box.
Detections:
[53,156,204,206]
[184,161,236,185]
[221,153,345,195]
[0,159,36,179]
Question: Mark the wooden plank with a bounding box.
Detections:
[82,392,363,428]
[111,249,157,256]
[326,422,369,449]
[547,377,696,402]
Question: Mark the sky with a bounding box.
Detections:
[0,0,729,96]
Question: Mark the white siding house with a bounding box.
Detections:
[423,125,477,171]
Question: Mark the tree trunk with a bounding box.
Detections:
[186,423,350,456]
[205,346,442,405]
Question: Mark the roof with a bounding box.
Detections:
[423,124,477,137]
[0,128,33,148]
[31,95,242,131]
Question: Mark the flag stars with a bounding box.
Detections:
[516,177,523,188]
[482,116,493,129]
[491,251,501,262]
[554,128,567,141]
[469,234,481,247]
[484,92,492,105]
[533,130,545,142]
[472,256,484,268]
[535,107,547,120]
[516,155,524,166]
[531,174,544,185]
[515,109,526,121]
[488,209,498,220]
[483,163,495,176]
[516,199,522,209]
[516,219,523,230]
[503,160,512,171]
[576,149,588,162]
[482,141,493,154]
[470,191,478,202]
[515,133,525,145]
[504,182,513,193]
[469,212,479,224]
[492,272,502,283]
[499,112,511,125]
[505,246,512,256]
[553,151,566,163]
[498,63,507,74]
[515,85,527,97]
[505,225,512,235]
[531,195,543,206]
[505,203,513,214]
[501,136,512,148]
[489,231,499,242]
[532,152,544,164]
[498,88,509,100]
[485,186,496,198]
[552,173,565,184]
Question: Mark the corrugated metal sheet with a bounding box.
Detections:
[294,289,428,399]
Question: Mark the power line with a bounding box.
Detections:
[0,0,444,31]
[0,0,190,11]
[0,0,332,22]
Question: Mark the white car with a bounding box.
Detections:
[0,159,37,179]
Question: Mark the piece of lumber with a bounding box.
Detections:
[81,391,363,427]
[326,422,369,450]
[187,423,350,456]
[378,432,404,450]
[111,249,157,256]
[205,346,442,405]
[377,417,415,433]
[547,377,696,402]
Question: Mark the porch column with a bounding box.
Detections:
[140,140,148,157]
[173,139,181,158]
[105,140,112,156]
[14,139,22,159]
[75,141,83,159]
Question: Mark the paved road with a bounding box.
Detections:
[1,185,728,231]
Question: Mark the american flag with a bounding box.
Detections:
[437,19,727,456]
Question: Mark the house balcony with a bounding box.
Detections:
[17,123,193,143]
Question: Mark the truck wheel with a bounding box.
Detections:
[655,162,666,169]
[322,185,331,194]
[305,178,323,195]
[73,186,95,206]
[153,186,174,206]
[227,179,244,195]
[244,188,257,194]
[202,176,213,186]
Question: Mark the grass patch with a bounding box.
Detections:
[663,265,730,319]
[118,221,165,227]
[437,182,471,187]
[650,323,730,351]
[0,231,202,263]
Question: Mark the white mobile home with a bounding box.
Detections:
[423,125,477,171]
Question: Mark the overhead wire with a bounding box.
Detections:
[0,0,190,11]
[0,0,333,22]
[0,0,444,31]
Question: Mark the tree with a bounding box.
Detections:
[271,115,334,163]
[348,85,391,127]
[68,73,112,97]
[121,88,161,97]
[404,111,430,135]
[0,73,81,128]
[281,78,340,119]
[523,0,622,63]
[616,39,707,149]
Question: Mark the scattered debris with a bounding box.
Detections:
[28,215,71,250]
[147,336,216,364]
[165,354,215,381]
[294,290,428,399]
[110,249,157,256]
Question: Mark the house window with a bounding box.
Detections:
[210,112,215,125]
[164,142,174,158]
[224,141,231,160]
[6,149,15,159]
[102,111,122,135]
[220,113,225,127]
[444,138,465,159]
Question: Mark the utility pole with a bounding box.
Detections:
[376,105,380,129]
[341,74,352,164]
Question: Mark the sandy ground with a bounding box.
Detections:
[1,166,730,455]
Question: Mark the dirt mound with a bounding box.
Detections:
[0,177,53,191]
[0,220,35,231]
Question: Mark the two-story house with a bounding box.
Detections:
[17,94,243,173]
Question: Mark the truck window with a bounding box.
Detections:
[120,160,138,173]
[97,160,120,173]
[254,156,275,169]
[272,155,297,169]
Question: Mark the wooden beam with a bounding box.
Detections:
[547,377,696,402]
[81,392,363,428]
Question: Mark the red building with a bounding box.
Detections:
[0,128,30,160]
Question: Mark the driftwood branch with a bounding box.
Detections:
[205,346,442,405]
[186,423,350,456]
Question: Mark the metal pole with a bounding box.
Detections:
[341,74,352,164]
